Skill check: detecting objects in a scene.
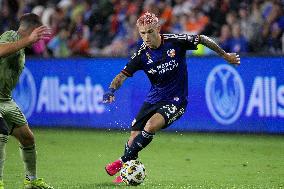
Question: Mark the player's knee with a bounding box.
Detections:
[144,121,161,133]
[144,126,156,134]
[0,117,9,135]
[20,132,35,147]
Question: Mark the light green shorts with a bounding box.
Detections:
[0,99,28,134]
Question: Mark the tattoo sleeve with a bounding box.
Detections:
[109,72,128,90]
[199,35,226,57]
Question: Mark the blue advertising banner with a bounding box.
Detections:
[13,57,284,133]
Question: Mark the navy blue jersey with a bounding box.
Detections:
[122,34,200,104]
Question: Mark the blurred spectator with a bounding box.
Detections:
[47,25,71,57]
[186,8,209,35]
[225,11,238,28]
[158,0,173,33]
[238,3,251,40]
[41,4,55,28]
[265,23,283,54]
[246,0,264,53]
[219,24,232,52]
[87,0,114,49]
[262,1,284,54]
[32,38,50,57]
[170,14,184,33]
[0,0,18,34]
[201,0,226,36]
[229,23,249,53]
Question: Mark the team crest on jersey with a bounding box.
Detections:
[167,49,176,58]
[146,52,153,64]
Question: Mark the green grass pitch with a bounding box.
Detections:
[4,128,284,189]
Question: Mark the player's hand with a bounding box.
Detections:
[223,53,240,66]
[103,88,116,103]
[28,26,52,44]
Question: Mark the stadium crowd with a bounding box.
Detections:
[0,0,284,57]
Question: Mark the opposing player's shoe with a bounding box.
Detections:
[105,159,123,176]
[0,180,4,189]
[113,175,123,184]
[24,178,54,189]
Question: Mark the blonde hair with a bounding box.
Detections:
[136,12,160,28]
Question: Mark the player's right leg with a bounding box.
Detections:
[105,131,141,177]
[107,115,160,182]
[0,112,9,189]
[105,102,155,177]
[105,103,157,178]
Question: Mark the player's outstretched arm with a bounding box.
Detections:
[0,26,51,58]
[199,35,240,65]
[103,72,128,104]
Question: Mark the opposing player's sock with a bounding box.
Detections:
[0,134,8,181]
[121,130,154,162]
[20,144,37,181]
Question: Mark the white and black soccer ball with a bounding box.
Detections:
[120,160,146,186]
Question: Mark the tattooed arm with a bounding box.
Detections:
[199,35,240,65]
[109,72,128,90]
[103,72,128,103]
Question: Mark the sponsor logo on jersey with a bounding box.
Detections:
[157,60,179,74]
[147,60,179,75]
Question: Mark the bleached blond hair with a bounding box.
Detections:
[136,12,160,28]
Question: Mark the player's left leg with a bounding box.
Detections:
[105,131,141,177]
[110,113,164,183]
[106,102,154,177]
[120,113,164,163]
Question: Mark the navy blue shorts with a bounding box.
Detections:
[131,101,187,131]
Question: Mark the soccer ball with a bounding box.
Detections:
[120,160,146,186]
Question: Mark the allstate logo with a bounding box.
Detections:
[205,64,244,125]
[12,68,36,119]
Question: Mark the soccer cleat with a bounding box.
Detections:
[113,175,123,184]
[0,180,4,189]
[105,159,123,176]
[24,178,54,189]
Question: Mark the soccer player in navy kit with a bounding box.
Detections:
[103,12,240,183]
